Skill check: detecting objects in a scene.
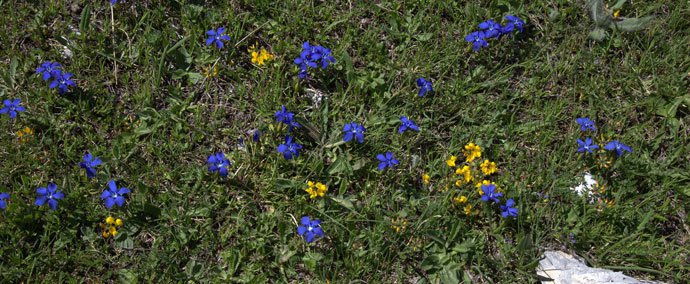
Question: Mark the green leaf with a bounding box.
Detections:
[330,195,355,211]
[440,266,460,284]
[588,0,612,27]
[611,16,655,32]
[611,0,627,10]
[328,154,353,176]
[588,28,609,41]
[79,4,92,32]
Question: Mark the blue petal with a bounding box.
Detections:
[35,196,47,206]
[297,226,307,236]
[300,216,311,226]
[105,197,115,209]
[100,190,112,200]
[48,199,59,211]
[108,180,118,191]
[115,196,126,207]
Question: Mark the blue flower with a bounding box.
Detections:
[110,0,118,4]
[0,99,26,119]
[416,78,434,97]
[502,15,524,33]
[500,198,518,218]
[100,180,131,209]
[205,27,231,49]
[577,138,599,154]
[274,105,301,131]
[478,19,502,38]
[0,192,9,210]
[464,31,488,51]
[604,140,632,157]
[251,129,261,142]
[277,136,302,160]
[36,61,62,81]
[293,42,335,79]
[343,122,366,143]
[35,183,64,211]
[297,216,324,243]
[576,117,596,132]
[49,71,76,94]
[480,183,503,203]
[79,152,102,178]
[207,152,231,177]
[376,152,399,171]
[398,116,419,134]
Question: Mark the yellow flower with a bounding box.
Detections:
[421,173,430,185]
[480,160,497,175]
[613,10,620,18]
[305,181,327,199]
[453,195,468,204]
[391,218,408,233]
[455,165,472,183]
[463,142,481,163]
[201,64,219,78]
[101,216,124,238]
[463,204,473,215]
[249,45,274,66]
[16,127,34,143]
[446,155,457,167]
[315,182,328,197]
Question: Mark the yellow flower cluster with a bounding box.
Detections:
[201,64,219,78]
[391,217,408,234]
[100,216,123,238]
[305,181,328,199]
[249,44,274,66]
[442,142,502,216]
[480,160,497,175]
[462,143,482,163]
[16,126,33,143]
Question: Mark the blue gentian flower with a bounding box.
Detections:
[0,192,9,210]
[576,117,596,132]
[274,105,301,131]
[416,78,434,97]
[277,136,302,160]
[343,122,366,143]
[577,138,599,154]
[398,116,419,134]
[502,15,524,33]
[205,27,231,49]
[0,99,26,119]
[480,183,503,203]
[376,152,399,171]
[318,46,336,68]
[297,216,324,243]
[35,183,64,211]
[49,71,76,94]
[207,152,231,177]
[293,42,335,79]
[100,180,131,209]
[251,129,261,142]
[604,140,632,157]
[464,31,488,51]
[79,152,102,178]
[500,198,518,218]
[110,0,118,4]
[478,20,502,38]
[36,61,62,81]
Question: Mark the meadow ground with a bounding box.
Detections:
[0,0,688,283]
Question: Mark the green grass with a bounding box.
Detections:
[0,0,689,282]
